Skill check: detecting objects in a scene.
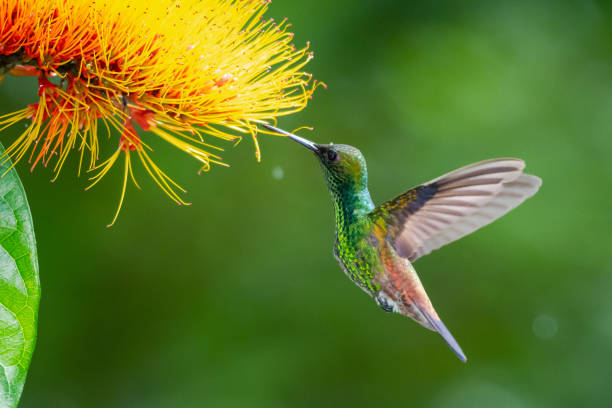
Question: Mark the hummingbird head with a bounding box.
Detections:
[311,143,368,193]
[260,123,368,193]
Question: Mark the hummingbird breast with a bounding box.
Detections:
[335,218,440,332]
[333,223,382,296]
[328,182,379,293]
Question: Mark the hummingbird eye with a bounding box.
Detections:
[326,149,338,161]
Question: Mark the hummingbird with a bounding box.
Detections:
[263,123,541,362]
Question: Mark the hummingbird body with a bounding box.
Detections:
[322,144,466,356]
[263,123,541,362]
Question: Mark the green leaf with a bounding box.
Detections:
[0,142,40,407]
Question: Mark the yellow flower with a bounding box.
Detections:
[0,0,321,225]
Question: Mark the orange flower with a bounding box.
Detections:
[0,0,321,225]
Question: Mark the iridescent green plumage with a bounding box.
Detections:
[317,144,380,294]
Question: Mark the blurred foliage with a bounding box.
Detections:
[1,0,610,407]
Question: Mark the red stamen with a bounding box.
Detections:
[214,73,233,88]
[130,108,155,131]
[38,75,57,96]
[120,120,140,151]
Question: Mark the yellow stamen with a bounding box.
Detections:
[0,0,321,224]
[106,151,131,228]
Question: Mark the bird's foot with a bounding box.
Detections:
[375,292,396,313]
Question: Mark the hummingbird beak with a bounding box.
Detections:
[260,123,319,152]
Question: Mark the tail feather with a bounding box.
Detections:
[379,247,467,361]
[411,298,467,362]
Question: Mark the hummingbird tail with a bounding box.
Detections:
[411,299,467,363]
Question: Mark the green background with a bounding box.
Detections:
[2,0,611,406]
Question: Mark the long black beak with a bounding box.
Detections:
[261,123,319,152]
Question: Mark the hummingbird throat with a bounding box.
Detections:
[325,181,374,237]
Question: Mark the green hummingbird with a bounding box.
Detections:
[263,123,541,362]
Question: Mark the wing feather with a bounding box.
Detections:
[370,159,541,262]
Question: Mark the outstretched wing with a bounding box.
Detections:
[370,158,541,262]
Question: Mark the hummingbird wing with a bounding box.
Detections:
[370,158,541,262]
